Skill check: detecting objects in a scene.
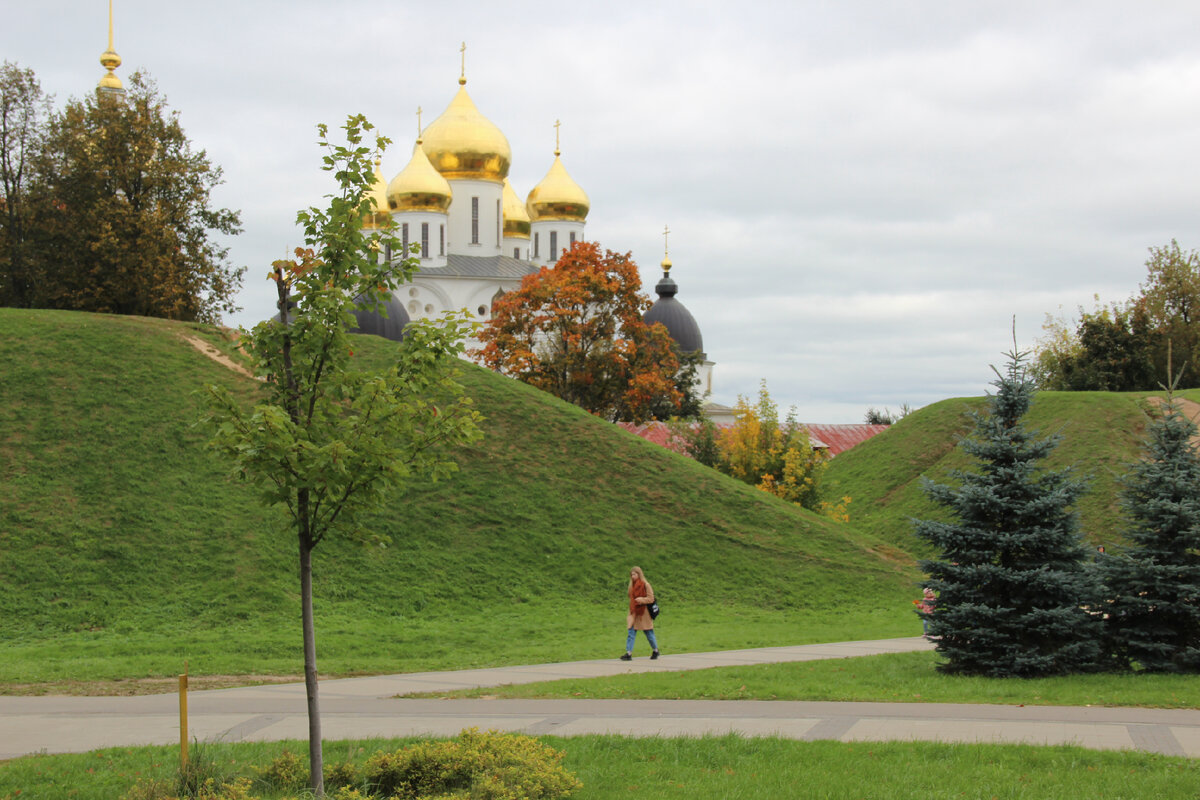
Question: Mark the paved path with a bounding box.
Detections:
[2,637,1198,760]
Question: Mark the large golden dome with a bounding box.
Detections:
[387,142,453,214]
[420,83,511,183]
[502,179,530,239]
[361,159,392,229]
[526,154,589,222]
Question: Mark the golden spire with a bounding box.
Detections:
[416,106,423,142]
[97,0,124,95]
[459,42,467,85]
[361,156,391,230]
[661,225,672,273]
[554,119,561,157]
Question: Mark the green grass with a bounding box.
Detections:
[424,650,1199,709]
[825,389,1197,556]
[0,308,919,688]
[1,735,1195,800]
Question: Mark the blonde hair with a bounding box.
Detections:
[628,566,645,590]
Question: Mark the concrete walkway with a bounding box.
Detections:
[2,637,1198,760]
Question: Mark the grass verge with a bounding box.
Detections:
[412,650,1200,709]
[0,735,1194,800]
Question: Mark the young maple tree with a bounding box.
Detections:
[474,241,697,422]
[204,115,481,795]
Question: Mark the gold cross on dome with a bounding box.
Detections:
[663,224,671,258]
[554,119,561,155]
[416,106,423,139]
[459,42,467,83]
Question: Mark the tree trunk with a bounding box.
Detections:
[298,494,324,797]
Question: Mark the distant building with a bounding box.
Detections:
[355,53,720,412]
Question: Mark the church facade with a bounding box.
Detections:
[359,66,589,334]
[353,61,715,400]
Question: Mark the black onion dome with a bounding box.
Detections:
[643,274,704,356]
[349,295,411,342]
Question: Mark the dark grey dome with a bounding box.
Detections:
[644,274,704,356]
[349,295,411,342]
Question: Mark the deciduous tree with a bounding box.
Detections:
[0,61,51,308]
[1033,242,1200,391]
[670,381,844,518]
[916,345,1100,676]
[474,241,699,422]
[204,116,481,795]
[26,71,243,322]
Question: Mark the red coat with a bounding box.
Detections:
[627,579,655,631]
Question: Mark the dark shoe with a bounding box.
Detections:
[620,653,632,661]
[650,650,659,660]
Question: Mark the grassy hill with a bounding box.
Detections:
[826,387,1200,557]
[0,309,918,688]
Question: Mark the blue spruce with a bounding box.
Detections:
[915,347,1100,676]
[1102,393,1200,672]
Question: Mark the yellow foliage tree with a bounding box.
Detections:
[715,381,846,519]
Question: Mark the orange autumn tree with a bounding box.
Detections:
[474,241,700,422]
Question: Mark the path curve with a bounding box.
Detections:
[3,637,1197,760]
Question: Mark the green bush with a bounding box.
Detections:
[121,776,259,800]
[255,749,306,791]
[325,758,362,790]
[363,729,581,799]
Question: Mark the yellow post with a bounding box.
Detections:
[179,661,189,770]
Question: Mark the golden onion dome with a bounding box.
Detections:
[420,84,511,183]
[526,154,589,222]
[502,179,530,239]
[387,142,453,214]
[361,159,391,229]
[97,0,123,93]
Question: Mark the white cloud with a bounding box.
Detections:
[7,0,1200,421]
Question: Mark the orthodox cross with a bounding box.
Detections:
[459,42,467,84]
[554,119,561,156]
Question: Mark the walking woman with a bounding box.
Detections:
[621,566,659,660]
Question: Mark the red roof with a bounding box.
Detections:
[615,421,888,458]
[802,424,890,456]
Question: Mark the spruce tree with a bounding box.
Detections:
[1102,391,1200,672]
[916,347,1100,676]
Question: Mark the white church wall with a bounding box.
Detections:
[445,179,503,256]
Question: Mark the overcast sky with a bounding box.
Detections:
[8,1,1200,422]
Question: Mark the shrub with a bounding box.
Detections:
[363,728,581,799]
[255,749,306,791]
[325,758,362,790]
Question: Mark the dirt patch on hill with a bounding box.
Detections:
[1150,396,1200,448]
[181,333,258,380]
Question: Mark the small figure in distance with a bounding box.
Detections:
[916,586,937,638]
[621,566,659,660]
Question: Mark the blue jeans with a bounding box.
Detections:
[626,627,658,653]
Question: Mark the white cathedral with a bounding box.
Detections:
[351,60,715,398]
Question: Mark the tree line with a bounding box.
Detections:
[917,345,1200,677]
[0,62,243,324]
[1034,241,1200,391]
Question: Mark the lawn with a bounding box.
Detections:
[0,734,1194,800]
[411,650,1200,710]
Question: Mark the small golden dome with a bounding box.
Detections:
[97,1,123,93]
[421,85,511,183]
[502,179,530,239]
[361,159,392,229]
[526,155,589,222]
[387,142,453,214]
[661,256,673,274]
